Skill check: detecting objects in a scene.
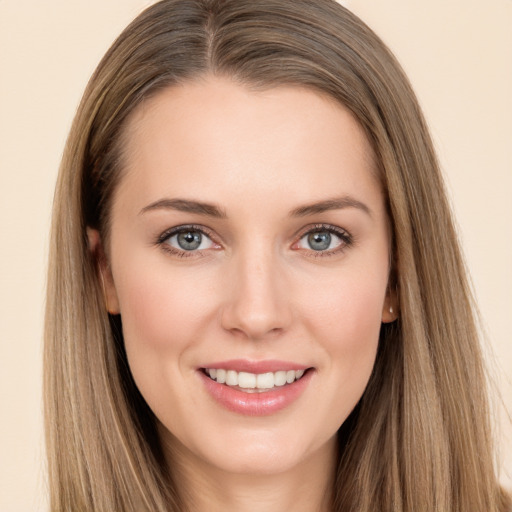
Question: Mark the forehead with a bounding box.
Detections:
[113,76,382,215]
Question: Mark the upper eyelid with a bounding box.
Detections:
[157,224,217,243]
[295,223,351,239]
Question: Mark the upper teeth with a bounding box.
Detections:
[206,369,305,389]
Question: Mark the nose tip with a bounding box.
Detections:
[220,259,291,340]
[222,306,284,340]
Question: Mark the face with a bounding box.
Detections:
[98,76,396,477]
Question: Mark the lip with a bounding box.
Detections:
[198,361,314,416]
[199,359,310,373]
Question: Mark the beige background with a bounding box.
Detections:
[0,1,510,510]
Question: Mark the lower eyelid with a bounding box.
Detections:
[298,236,342,251]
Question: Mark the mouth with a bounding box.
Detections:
[198,359,314,415]
[202,368,309,393]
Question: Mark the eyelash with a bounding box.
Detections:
[156,224,218,258]
[155,223,353,258]
[295,223,353,258]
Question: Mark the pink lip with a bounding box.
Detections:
[198,363,314,416]
[199,359,309,373]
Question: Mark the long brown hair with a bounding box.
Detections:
[44,1,510,510]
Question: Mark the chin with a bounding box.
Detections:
[162,418,336,478]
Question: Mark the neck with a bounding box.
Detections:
[162,434,338,512]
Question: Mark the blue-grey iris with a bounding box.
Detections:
[177,231,202,250]
[308,232,331,251]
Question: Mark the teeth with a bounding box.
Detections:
[216,369,226,384]
[238,372,256,388]
[205,368,307,390]
[226,370,238,386]
[256,372,274,389]
[274,371,287,386]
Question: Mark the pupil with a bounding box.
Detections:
[308,231,331,251]
[178,231,202,250]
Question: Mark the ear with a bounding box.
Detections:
[87,228,120,315]
[381,286,398,323]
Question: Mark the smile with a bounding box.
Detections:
[204,368,306,393]
[199,362,314,416]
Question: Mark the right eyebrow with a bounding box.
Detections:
[139,198,228,219]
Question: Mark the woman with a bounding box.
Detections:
[44,0,511,510]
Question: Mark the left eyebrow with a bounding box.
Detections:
[289,196,372,218]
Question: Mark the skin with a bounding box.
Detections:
[92,76,397,512]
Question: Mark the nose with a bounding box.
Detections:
[220,247,292,340]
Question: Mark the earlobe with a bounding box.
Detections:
[381,290,398,323]
[87,228,120,315]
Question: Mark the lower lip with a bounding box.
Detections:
[199,370,313,416]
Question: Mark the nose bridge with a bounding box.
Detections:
[221,237,290,339]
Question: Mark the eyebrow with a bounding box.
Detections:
[139,198,228,218]
[289,197,372,218]
[139,195,371,219]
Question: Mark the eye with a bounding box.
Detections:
[157,225,218,255]
[295,225,352,255]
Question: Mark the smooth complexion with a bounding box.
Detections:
[94,76,397,512]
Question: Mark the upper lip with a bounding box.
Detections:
[199,359,310,373]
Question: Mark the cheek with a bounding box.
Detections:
[111,256,220,408]
[116,260,217,353]
[300,266,387,410]
[303,263,387,347]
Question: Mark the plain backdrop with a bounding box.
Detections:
[0,1,511,510]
